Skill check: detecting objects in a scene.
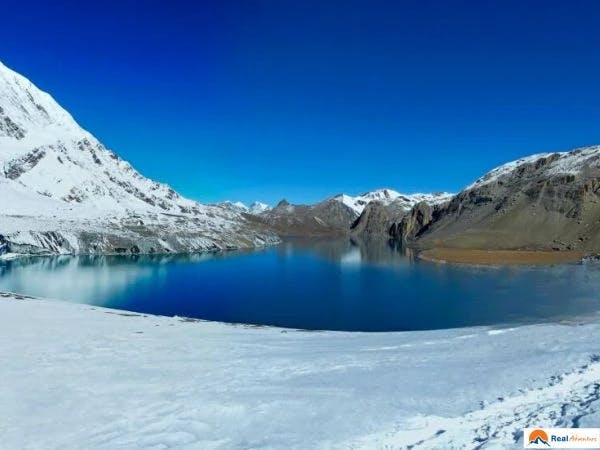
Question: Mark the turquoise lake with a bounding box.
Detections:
[1,238,599,331]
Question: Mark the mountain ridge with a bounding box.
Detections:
[0,60,278,255]
[2,60,597,257]
[256,189,453,236]
[217,201,271,215]
[396,146,600,254]
[333,189,454,215]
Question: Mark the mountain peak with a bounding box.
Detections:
[248,201,270,214]
[0,60,79,138]
[0,60,214,218]
[466,146,600,191]
[0,61,279,254]
[333,189,454,215]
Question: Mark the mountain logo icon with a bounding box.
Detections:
[528,429,550,447]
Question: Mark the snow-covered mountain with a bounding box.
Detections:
[0,61,208,216]
[248,201,271,214]
[465,146,600,190]
[0,61,278,255]
[217,201,249,214]
[218,201,271,215]
[333,188,454,215]
[258,189,454,237]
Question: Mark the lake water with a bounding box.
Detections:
[1,238,599,331]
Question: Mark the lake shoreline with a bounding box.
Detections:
[2,292,600,449]
[419,247,586,265]
[2,239,599,331]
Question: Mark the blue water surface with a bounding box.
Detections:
[1,238,599,331]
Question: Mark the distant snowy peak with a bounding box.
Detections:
[219,201,248,213]
[0,60,223,219]
[249,201,271,214]
[218,201,271,215]
[466,146,600,190]
[333,189,454,215]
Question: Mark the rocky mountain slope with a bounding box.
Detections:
[0,61,278,255]
[350,201,408,237]
[335,189,453,216]
[350,190,454,237]
[256,198,358,236]
[398,146,600,253]
[256,190,452,236]
[217,201,271,215]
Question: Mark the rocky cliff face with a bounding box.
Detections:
[414,147,600,252]
[261,190,455,237]
[335,189,453,216]
[389,202,436,242]
[256,198,359,236]
[351,194,452,239]
[351,200,409,236]
[0,61,278,255]
[350,202,394,236]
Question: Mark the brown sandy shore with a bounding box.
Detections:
[419,248,585,265]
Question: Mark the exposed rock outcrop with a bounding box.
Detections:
[415,147,600,252]
[390,201,435,242]
[0,234,8,255]
[256,198,359,236]
[351,200,408,236]
[2,223,278,256]
[351,194,453,244]
[351,202,393,236]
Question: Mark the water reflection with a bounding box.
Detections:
[0,238,599,331]
[276,236,417,266]
[0,253,240,304]
[0,255,153,304]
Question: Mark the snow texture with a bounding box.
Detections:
[466,146,600,190]
[2,292,600,449]
[0,60,278,254]
[333,189,455,215]
[217,201,271,215]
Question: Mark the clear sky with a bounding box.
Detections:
[3,0,600,205]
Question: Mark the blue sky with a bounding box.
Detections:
[3,0,600,205]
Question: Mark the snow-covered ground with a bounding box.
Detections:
[1,293,600,449]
